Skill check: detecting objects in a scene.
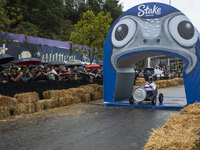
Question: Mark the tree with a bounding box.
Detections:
[86,0,102,16]
[30,0,63,39]
[102,0,123,25]
[135,59,147,70]
[0,0,22,33]
[16,21,39,37]
[70,10,112,63]
[63,0,88,24]
[54,19,75,41]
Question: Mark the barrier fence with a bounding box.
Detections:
[0,79,103,99]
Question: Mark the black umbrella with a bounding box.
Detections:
[0,54,15,64]
[66,59,82,67]
[47,61,67,66]
[15,58,41,65]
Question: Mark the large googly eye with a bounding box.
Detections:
[169,15,198,47]
[111,18,137,48]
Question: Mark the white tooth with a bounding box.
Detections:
[185,52,197,74]
[155,25,160,28]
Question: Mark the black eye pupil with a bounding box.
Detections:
[178,21,194,40]
[115,24,129,41]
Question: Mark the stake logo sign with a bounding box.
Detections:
[138,4,161,17]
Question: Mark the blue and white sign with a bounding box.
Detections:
[103,2,200,108]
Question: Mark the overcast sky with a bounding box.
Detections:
[119,0,200,32]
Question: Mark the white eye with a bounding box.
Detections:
[169,15,198,47]
[111,18,137,48]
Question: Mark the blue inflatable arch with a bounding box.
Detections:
[103,2,200,108]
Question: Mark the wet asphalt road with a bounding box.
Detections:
[0,86,184,150]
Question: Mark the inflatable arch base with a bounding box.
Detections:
[105,96,187,110]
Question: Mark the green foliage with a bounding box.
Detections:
[54,19,75,41]
[0,0,22,32]
[16,21,39,36]
[102,0,123,25]
[30,0,63,39]
[71,10,112,62]
[135,59,147,70]
[1,0,124,43]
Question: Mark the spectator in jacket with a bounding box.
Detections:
[0,65,8,84]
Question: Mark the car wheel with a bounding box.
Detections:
[159,93,163,103]
[129,94,134,104]
[151,96,156,106]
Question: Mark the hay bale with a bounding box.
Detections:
[137,78,145,81]
[0,106,10,119]
[160,84,167,88]
[180,78,184,85]
[43,98,60,109]
[82,93,91,103]
[135,80,145,86]
[144,114,200,150]
[173,81,179,86]
[98,85,103,94]
[91,92,103,100]
[14,92,39,104]
[86,84,99,92]
[68,88,85,99]
[43,90,63,99]
[59,96,72,107]
[156,85,160,89]
[180,103,200,115]
[71,96,82,104]
[167,80,173,87]
[14,103,35,115]
[34,100,47,112]
[61,90,73,97]
[79,85,94,94]
[133,86,139,89]
[0,96,18,111]
[155,81,162,86]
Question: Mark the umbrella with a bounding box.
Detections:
[66,59,83,67]
[15,57,41,65]
[47,61,67,66]
[85,64,101,70]
[0,54,15,64]
[81,61,90,67]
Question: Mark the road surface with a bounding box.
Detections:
[0,86,185,150]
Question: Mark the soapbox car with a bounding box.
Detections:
[129,86,163,105]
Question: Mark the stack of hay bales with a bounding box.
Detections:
[0,106,10,119]
[144,102,200,150]
[41,84,103,110]
[14,92,39,115]
[133,78,184,89]
[134,78,146,89]
[154,78,184,89]
[0,95,18,118]
[0,95,12,119]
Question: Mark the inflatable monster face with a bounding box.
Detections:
[103,2,200,105]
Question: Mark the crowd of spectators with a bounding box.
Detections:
[135,66,183,79]
[0,64,103,84]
